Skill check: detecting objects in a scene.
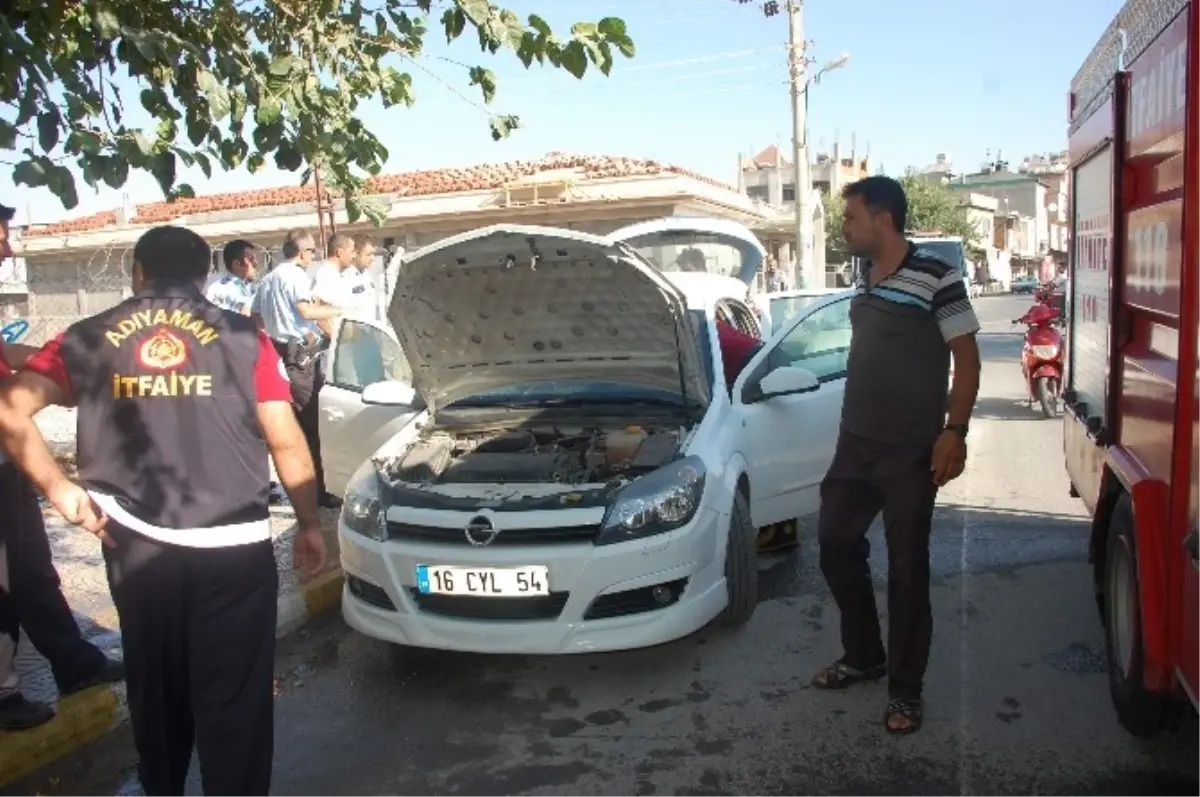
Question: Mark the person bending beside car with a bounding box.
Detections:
[809,176,980,736]
[715,320,762,389]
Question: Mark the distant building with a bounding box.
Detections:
[736,139,871,286]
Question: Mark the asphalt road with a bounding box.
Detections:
[16,294,1199,796]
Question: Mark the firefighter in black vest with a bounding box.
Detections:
[0,225,326,795]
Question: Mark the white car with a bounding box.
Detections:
[318,219,853,655]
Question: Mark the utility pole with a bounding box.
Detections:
[786,0,814,289]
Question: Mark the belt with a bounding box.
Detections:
[273,336,327,367]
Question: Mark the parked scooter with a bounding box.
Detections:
[1013,301,1065,418]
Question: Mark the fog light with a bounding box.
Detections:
[651,585,673,605]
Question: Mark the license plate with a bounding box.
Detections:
[415,565,549,597]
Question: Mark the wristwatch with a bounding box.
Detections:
[945,422,969,438]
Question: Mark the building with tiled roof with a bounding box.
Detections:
[12,152,774,344]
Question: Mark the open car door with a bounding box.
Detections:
[730,292,853,527]
[318,317,422,497]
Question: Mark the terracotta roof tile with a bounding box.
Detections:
[24,153,733,238]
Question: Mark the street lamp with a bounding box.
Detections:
[815,53,850,81]
[790,40,850,289]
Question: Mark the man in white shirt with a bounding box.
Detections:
[309,234,356,334]
[343,233,379,321]
[252,230,344,508]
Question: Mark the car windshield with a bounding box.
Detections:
[768,295,825,335]
[911,240,965,271]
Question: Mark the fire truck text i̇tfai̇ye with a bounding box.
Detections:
[1063,0,1198,736]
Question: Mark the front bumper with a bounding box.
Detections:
[338,508,728,654]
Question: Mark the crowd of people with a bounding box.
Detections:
[0,217,386,793]
[0,174,981,793]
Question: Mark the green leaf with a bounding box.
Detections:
[571,22,599,39]
[527,14,552,35]
[133,131,156,157]
[559,40,588,79]
[36,113,59,152]
[247,152,266,173]
[12,159,49,189]
[598,17,627,38]
[269,55,305,76]
[488,114,520,141]
[274,141,303,171]
[468,67,498,104]
[0,120,16,150]
[442,7,466,42]
[102,157,129,190]
[48,166,79,210]
[93,7,121,38]
[193,151,213,178]
[166,183,195,201]
[255,97,282,126]
[150,151,177,194]
[459,0,492,26]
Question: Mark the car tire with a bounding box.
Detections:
[719,491,758,626]
[1103,494,1168,737]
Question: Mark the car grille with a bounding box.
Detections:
[407,589,570,621]
[387,521,599,546]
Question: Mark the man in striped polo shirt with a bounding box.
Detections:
[809,176,981,735]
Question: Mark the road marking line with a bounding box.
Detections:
[957,417,986,795]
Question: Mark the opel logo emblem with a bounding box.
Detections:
[464,515,499,547]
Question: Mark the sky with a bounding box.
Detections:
[1,0,1126,226]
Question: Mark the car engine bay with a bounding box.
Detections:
[383,425,686,486]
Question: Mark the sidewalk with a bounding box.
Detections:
[0,499,344,786]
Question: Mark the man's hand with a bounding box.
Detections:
[931,430,967,487]
[47,480,112,546]
[292,524,327,581]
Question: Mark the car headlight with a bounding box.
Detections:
[596,456,706,546]
[341,462,388,542]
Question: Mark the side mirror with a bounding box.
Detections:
[361,380,417,406]
[758,366,820,399]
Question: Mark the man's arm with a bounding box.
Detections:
[2,343,38,368]
[932,269,982,424]
[258,401,320,526]
[0,370,70,498]
[253,330,318,520]
[947,334,981,425]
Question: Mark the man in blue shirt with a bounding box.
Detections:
[205,239,260,316]
[253,230,344,507]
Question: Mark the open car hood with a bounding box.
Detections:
[389,225,710,414]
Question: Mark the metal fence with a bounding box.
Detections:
[22,243,136,346]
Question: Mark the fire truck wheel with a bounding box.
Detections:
[719,490,758,627]
[1103,495,1168,737]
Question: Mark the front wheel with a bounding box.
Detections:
[1035,376,1059,418]
[1103,495,1168,737]
[719,491,758,626]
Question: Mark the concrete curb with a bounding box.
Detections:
[0,565,345,787]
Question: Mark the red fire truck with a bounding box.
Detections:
[1063,0,1198,736]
